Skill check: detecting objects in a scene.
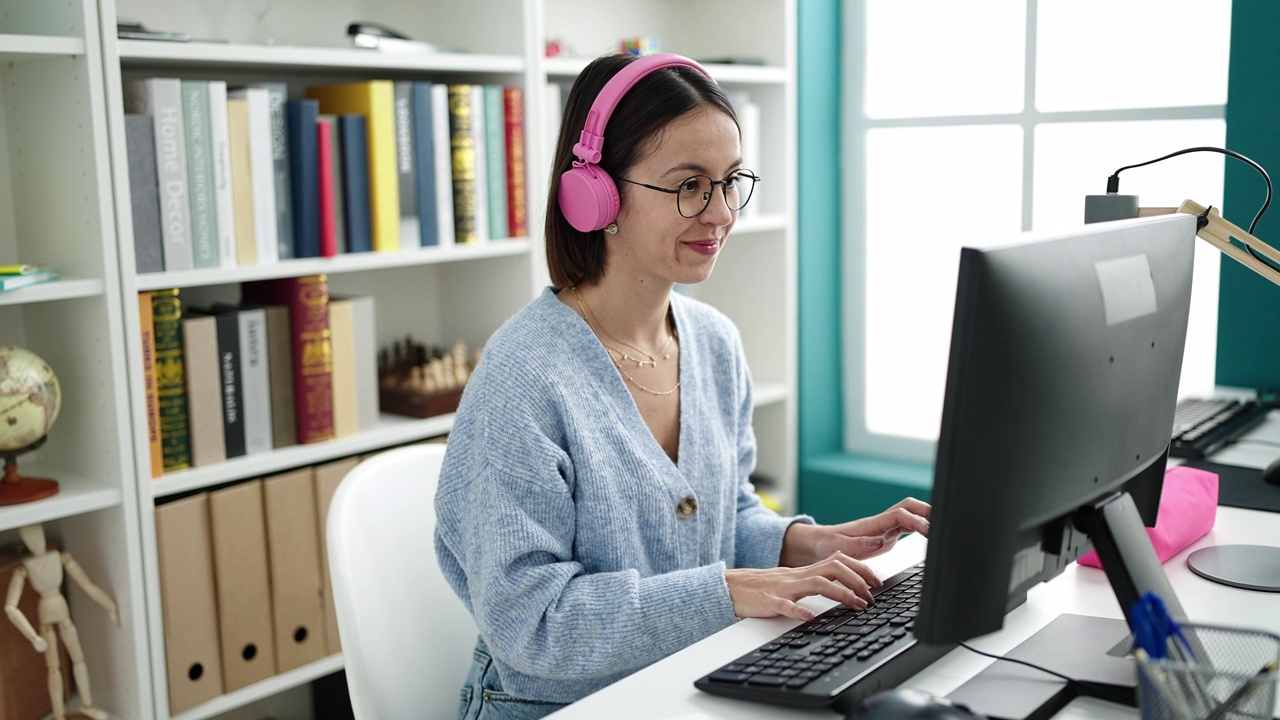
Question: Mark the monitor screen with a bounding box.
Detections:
[915,213,1197,647]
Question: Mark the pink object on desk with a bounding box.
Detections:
[1078,466,1219,568]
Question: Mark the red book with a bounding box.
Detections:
[503,86,527,238]
[316,117,338,258]
[241,276,335,444]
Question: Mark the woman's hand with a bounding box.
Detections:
[779,497,931,568]
[725,552,881,621]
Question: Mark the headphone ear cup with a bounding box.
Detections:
[558,163,620,233]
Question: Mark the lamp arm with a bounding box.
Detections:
[1137,201,1280,287]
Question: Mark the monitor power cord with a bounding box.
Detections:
[958,641,1134,706]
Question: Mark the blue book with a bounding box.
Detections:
[411,82,439,247]
[338,114,373,253]
[286,99,321,258]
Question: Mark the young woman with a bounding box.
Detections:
[435,52,930,720]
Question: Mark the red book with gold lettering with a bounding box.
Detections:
[502,86,526,238]
[242,275,335,444]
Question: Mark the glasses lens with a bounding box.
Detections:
[724,171,757,211]
[676,176,713,218]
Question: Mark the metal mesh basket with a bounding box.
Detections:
[1136,622,1280,720]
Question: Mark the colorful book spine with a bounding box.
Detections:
[242,276,335,444]
[447,84,478,244]
[337,114,372,253]
[124,114,165,273]
[410,82,438,247]
[316,116,339,258]
[181,80,219,268]
[138,292,164,478]
[225,97,257,265]
[207,81,238,269]
[286,99,321,258]
[469,85,490,244]
[228,87,278,264]
[237,306,274,455]
[127,78,193,271]
[503,86,527,238]
[257,82,294,260]
[212,307,246,460]
[430,84,456,247]
[483,85,508,240]
[306,80,400,252]
[151,289,191,472]
[392,81,420,249]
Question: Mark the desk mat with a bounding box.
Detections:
[1180,459,1280,513]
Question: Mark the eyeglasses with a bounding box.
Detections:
[617,170,761,219]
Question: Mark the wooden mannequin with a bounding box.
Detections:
[4,523,118,720]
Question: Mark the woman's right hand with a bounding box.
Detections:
[724,551,881,621]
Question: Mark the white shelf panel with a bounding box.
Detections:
[0,474,122,532]
[753,382,789,408]
[171,654,345,720]
[733,214,787,235]
[119,40,522,74]
[150,413,455,499]
[135,240,531,290]
[544,57,786,84]
[0,278,105,306]
[0,34,85,60]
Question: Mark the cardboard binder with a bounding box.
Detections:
[155,493,224,714]
[208,479,278,689]
[313,456,360,656]
[262,467,328,670]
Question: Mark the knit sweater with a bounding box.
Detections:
[434,287,807,704]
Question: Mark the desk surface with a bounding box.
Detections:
[549,412,1280,720]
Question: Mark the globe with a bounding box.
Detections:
[0,345,61,505]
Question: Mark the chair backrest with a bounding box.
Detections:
[327,443,477,720]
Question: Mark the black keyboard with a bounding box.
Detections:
[1170,398,1270,459]
[694,562,952,710]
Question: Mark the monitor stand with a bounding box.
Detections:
[945,490,1187,720]
[1187,545,1280,591]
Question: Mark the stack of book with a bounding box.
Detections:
[0,264,59,292]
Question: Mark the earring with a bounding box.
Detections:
[605,223,619,235]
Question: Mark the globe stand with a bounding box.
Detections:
[0,437,59,506]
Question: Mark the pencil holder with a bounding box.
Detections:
[1136,623,1280,720]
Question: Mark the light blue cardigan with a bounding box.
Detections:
[434,287,807,704]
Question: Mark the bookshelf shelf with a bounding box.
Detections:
[732,213,788,235]
[0,33,86,59]
[118,40,523,75]
[134,240,532,291]
[0,477,122,533]
[544,56,787,85]
[170,654,345,720]
[0,278,105,306]
[754,381,789,408]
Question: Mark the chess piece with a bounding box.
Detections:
[4,523,118,720]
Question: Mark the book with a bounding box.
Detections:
[225,96,258,265]
[447,84,479,244]
[151,289,191,472]
[207,80,238,269]
[393,81,420,249]
[181,80,219,268]
[327,297,358,438]
[0,268,58,291]
[410,82,438,247]
[337,114,372,253]
[180,313,227,467]
[211,306,246,460]
[236,306,274,455]
[503,86,527,237]
[228,87,278,264]
[483,85,508,241]
[242,276,335,444]
[307,80,400,252]
[138,292,164,478]
[0,264,54,275]
[256,82,294,260]
[125,78,193,271]
[123,114,165,273]
[318,114,346,255]
[263,305,296,449]
[469,84,490,244]
[316,116,339,258]
[348,295,379,431]
[430,84,455,248]
[286,99,321,258]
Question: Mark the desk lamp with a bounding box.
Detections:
[1085,146,1280,593]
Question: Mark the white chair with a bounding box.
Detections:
[327,443,478,719]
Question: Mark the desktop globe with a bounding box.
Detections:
[0,345,62,505]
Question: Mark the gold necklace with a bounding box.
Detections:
[610,356,681,396]
[572,286,673,367]
[571,286,681,396]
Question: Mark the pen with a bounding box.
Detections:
[1135,648,1195,720]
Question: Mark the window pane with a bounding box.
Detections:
[864,0,1026,119]
[1033,119,1228,399]
[1036,0,1231,111]
[863,126,1023,440]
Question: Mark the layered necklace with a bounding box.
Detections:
[572,286,680,397]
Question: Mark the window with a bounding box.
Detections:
[842,0,1233,460]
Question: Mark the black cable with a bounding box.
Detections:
[958,641,1133,705]
[1107,146,1279,274]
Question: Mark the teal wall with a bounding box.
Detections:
[795,2,1275,521]
[1218,1,1280,392]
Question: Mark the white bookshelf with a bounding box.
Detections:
[0,0,795,717]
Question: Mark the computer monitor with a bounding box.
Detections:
[914,213,1199,717]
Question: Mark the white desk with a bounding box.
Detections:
[548,508,1280,719]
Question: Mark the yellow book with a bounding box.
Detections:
[306,80,400,252]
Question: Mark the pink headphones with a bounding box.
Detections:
[557,53,714,233]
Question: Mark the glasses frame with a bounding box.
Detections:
[616,170,761,219]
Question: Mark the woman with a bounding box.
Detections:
[435,52,930,720]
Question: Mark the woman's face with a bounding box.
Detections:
[608,107,742,288]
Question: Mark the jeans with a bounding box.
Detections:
[458,640,568,720]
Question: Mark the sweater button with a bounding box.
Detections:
[676,496,698,518]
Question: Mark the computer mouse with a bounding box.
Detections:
[846,688,988,720]
[1263,457,1280,486]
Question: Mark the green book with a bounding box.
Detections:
[483,85,508,240]
[151,288,191,472]
[182,80,220,268]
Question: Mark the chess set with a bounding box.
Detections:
[376,336,481,419]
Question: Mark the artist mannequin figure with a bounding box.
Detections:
[4,523,119,720]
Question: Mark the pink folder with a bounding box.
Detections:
[1077,465,1219,569]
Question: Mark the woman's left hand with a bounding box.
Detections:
[780,497,931,568]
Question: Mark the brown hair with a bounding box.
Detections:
[544,54,738,289]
